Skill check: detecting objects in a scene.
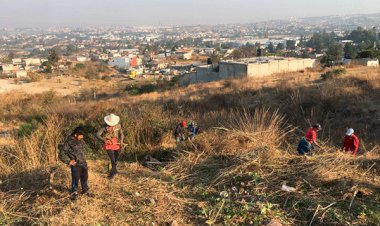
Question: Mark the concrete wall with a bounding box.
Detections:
[352,59,379,67]
[247,59,316,78]
[181,58,316,86]
[367,60,379,67]
[218,62,248,80]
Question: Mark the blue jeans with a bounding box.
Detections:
[71,164,89,194]
[297,138,313,156]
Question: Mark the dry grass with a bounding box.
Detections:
[0,66,380,225]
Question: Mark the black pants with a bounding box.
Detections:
[107,150,120,176]
[71,163,89,194]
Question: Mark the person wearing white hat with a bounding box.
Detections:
[96,113,124,178]
[342,128,360,156]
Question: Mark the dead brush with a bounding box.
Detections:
[0,114,64,174]
[167,108,294,186]
[220,108,292,156]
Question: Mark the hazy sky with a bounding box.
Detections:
[1,0,380,28]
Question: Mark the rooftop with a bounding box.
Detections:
[222,57,304,65]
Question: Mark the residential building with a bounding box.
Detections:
[12,58,23,64]
[24,58,41,66]
[77,56,90,62]
[175,50,193,60]
[109,56,131,68]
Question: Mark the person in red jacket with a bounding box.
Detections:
[342,128,360,155]
[297,124,322,155]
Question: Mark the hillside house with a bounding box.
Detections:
[175,50,193,60]
[12,58,23,64]
[24,58,41,66]
[108,55,139,68]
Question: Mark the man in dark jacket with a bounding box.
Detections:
[59,127,89,199]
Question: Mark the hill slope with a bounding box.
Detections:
[1,66,380,225]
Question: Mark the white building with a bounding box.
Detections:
[108,57,131,68]
[1,64,16,72]
[12,58,23,64]
[24,58,41,66]
[175,50,193,60]
[77,56,90,62]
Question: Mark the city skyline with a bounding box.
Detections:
[0,0,380,28]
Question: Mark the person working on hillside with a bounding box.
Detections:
[187,121,198,140]
[174,120,188,144]
[297,124,322,156]
[58,127,90,199]
[97,113,124,179]
[342,128,360,156]
[187,121,203,140]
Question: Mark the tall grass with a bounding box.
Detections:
[0,114,63,174]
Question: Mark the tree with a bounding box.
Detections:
[276,43,285,53]
[286,40,297,50]
[306,32,336,53]
[66,44,77,56]
[209,52,221,65]
[231,49,242,59]
[1,52,14,63]
[344,43,358,59]
[298,36,306,48]
[321,44,344,66]
[41,61,53,73]
[47,47,61,65]
[229,44,257,59]
[267,42,275,54]
[357,49,380,59]
[348,27,376,44]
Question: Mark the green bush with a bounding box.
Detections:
[75,63,86,70]
[321,68,346,80]
[18,120,38,138]
[125,83,158,96]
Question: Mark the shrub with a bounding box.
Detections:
[29,73,43,82]
[321,68,346,80]
[75,63,86,70]
[125,83,158,96]
[18,119,38,138]
[42,90,56,104]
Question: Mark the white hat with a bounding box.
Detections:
[346,128,354,136]
[104,114,120,126]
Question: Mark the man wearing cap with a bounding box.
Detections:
[342,128,360,156]
[97,114,124,179]
[297,124,322,156]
